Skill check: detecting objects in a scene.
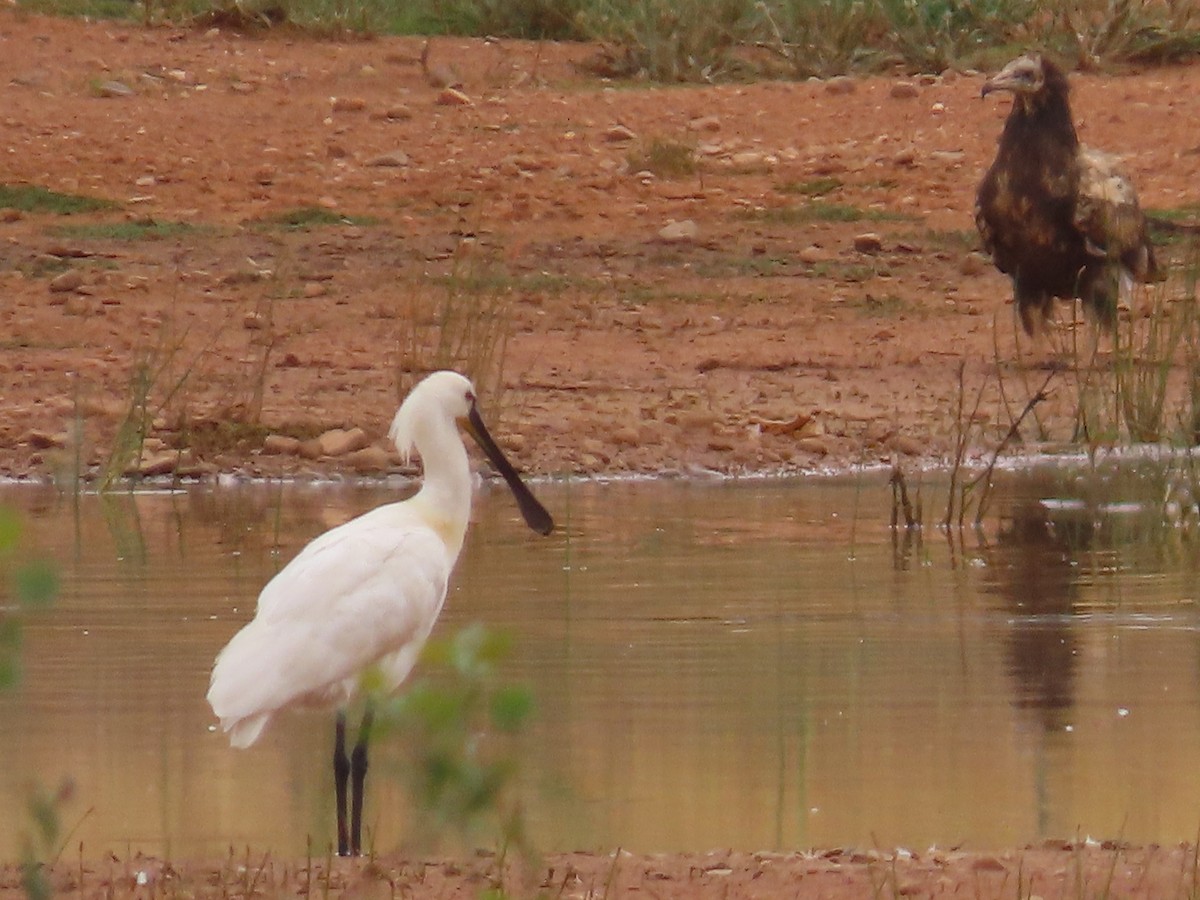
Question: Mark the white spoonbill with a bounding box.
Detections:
[206,370,553,857]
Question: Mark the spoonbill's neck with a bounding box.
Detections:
[411,416,473,560]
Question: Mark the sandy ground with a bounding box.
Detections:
[7,841,1200,897]
[3,12,1200,896]
[1,12,1197,484]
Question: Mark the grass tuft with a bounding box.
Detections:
[252,206,380,230]
[50,218,211,242]
[626,137,697,179]
[0,184,116,215]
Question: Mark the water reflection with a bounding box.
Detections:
[988,491,1082,732]
[1,467,1199,858]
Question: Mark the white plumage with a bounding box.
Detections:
[207,509,451,747]
[206,370,553,855]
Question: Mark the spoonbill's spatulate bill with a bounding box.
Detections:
[206,371,553,856]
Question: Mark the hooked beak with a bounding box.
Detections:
[464,405,554,536]
[981,74,1012,98]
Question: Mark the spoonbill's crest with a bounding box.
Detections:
[206,370,553,856]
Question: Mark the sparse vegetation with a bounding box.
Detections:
[372,624,536,861]
[252,206,380,230]
[0,184,116,216]
[778,176,844,197]
[395,254,518,416]
[21,0,1198,76]
[740,201,911,224]
[49,219,212,242]
[625,136,698,179]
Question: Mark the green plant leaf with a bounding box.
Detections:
[0,507,22,551]
[490,685,533,732]
[15,560,59,610]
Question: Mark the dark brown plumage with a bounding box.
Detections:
[975,53,1158,335]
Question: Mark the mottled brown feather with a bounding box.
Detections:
[976,54,1157,335]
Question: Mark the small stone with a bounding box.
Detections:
[825,76,856,95]
[890,81,919,99]
[331,96,367,112]
[602,124,637,143]
[385,105,413,121]
[262,434,301,455]
[795,436,831,456]
[23,430,67,450]
[302,282,327,298]
[854,233,884,253]
[798,245,832,264]
[658,219,699,242]
[130,449,186,477]
[344,445,392,472]
[759,413,816,436]
[961,252,990,276]
[96,80,134,98]
[243,312,264,329]
[436,87,472,106]
[687,115,721,132]
[865,421,896,445]
[49,269,84,293]
[971,855,1007,873]
[367,150,410,167]
[890,434,925,456]
[612,425,641,446]
[317,426,370,457]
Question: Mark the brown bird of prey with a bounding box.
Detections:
[975,53,1158,335]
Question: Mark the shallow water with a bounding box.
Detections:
[2,465,1200,858]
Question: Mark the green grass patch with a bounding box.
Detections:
[921,228,981,251]
[1149,205,1200,226]
[740,202,912,225]
[16,0,146,18]
[252,205,380,230]
[17,0,1200,75]
[0,184,117,215]
[49,218,212,241]
[778,177,843,197]
[693,255,792,278]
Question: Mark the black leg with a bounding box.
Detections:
[334,712,351,857]
[349,704,374,857]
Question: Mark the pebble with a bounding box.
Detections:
[49,269,84,293]
[602,124,637,142]
[331,96,367,113]
[128,449,187,477]
[796,436,831,456]
[344,445,392,472]
[367,150,410,167]
[262,434,301,455]
[890,435,926,456]
[890,81,919,99]
[824,76,856,95]
[436,87,472,106]
[22,430,67,449]
[658,219,699,242]
[798,245,832,264]
[95,80,134,98]
[316,426,370,457]
[853,233,884,253]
